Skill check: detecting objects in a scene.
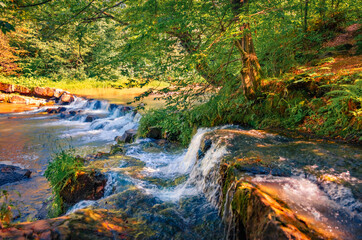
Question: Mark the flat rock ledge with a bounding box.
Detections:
[0,209,134,240]
[0,164,31,186]
[203,129,339,240]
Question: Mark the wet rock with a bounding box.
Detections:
[141,141,163,153]
[33,87,55,98]
[115,129,138,143]
[197,138,212,160]
[57,107,67,113]
[48,107,67,114]
[146,127,162,139]
[46,108,57,114]
[60,93,74,103]
[70,110,82,116]
[110,144,125,155]
[0,82,15,93]
[210,128,350,240]
[0,209,134,240]
[121,106,132,113]
[85,115,97,122]
[60,170,107,205]
[234,165,291,177]
[223,182,321,240]
[59,112,69,118]
[109,103,119,111]
[0,164,31,186]
[94,152,110,159]
[9,95,27,104]
[53,89,65,98]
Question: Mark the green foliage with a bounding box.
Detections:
[0,75,166,91]
[306,78,362,139]
[44,149,84,217]
[141,73,361,145]
[0,190,21,228]
[139,107,194,146]
[0,20,14,34]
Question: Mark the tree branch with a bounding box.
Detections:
[16,0,53,8]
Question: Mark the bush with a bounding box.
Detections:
[139,107,194,146]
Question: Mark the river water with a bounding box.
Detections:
[0,90,361,239]
[0,92,226,239]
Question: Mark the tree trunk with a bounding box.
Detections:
[304,0,309,32]
[231,0,261,97]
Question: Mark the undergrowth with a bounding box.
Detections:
[140,71,362,145]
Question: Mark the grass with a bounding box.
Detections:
[0,75,169,91]
[44,149,84,217]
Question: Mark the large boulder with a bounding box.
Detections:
[222,181,320,240]
[85,115,97,122]
[60,170,107,205]
[0,164,31,186]
[60,93,74,103]
[0,83,15,93]
[33,87,55,98]
[115,129,138,144]
[14,85,31,95]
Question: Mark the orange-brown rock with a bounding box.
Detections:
[0,209,134,240]
[14,85,31,95]
[223,181,324,240]
[54,89,65,98]
[60,170,107,205]
[33,87,55,98]
[60,92,74,103]
[9,95,27,104]
[0,83,15,93]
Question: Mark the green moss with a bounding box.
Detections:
[231,186,251,225]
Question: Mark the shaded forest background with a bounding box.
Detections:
[0,0,361,143]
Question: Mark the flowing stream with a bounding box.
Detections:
[0,94,361,239]
[0,96,226,239]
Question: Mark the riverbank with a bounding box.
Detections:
[139,53,362,146]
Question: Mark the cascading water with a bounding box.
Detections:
[0,97,141,220]
[1,97,227,239]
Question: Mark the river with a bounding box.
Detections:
[0,88,361,239]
